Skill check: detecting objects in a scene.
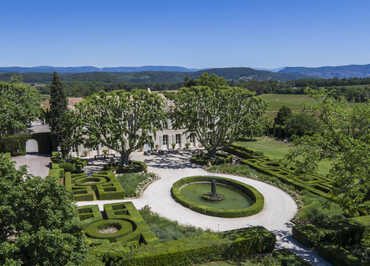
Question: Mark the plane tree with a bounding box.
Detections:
[77,90,166,166]
[0,81,40,138]
[172,85,266,157]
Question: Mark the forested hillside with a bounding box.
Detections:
[280,64,370,78]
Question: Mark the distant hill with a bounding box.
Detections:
[0,67,303,84]
[0,65,197,73]
[279,64,370,78]
[196,67,303,81]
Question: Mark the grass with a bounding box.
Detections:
[116,172,150,197]
[180,183,252,209]
[139,206,209,241]
[235,137,331,175]
[258,94,318,119]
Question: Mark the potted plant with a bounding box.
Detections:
[102,149,108,159]
[172,143,176,150]
[185,142,190,149]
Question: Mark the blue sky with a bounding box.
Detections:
[1,0,370,68]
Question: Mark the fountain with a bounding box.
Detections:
[202,179,224,201]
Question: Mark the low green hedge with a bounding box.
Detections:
[292,220,369,266]
[66,170,124,201]
[105,160,147,173]
[171,176,264,218]
[89,226,275,266]
[190,152,233,166]
[85,219,135,240]
[77,202,157,247]
[225,144,334,200]
[271,249,311,266]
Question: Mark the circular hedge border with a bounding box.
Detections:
[85,219,136,240]
[171,176,264,218]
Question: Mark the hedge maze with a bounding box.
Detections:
[65,170,124,201]
[225,143,333,199]
[78,202,157,247]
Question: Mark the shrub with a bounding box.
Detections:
[191,152,233,166]
[117,160,147,173]
[171,176,264,218]
[89,226,275,266]
[0,134,30,156]
[60,162,76,173]
[292,218,369,266]
[77,202,157,247]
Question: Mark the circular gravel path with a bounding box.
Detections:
[76,151,330,265]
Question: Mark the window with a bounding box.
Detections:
[176,134,182,145]
[189,135,196,144]
[163,135,168,145]
[163,121,168,129]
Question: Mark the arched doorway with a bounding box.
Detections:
[26,139,39,153]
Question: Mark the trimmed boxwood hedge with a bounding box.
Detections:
[190,152,233,166]
[104,160,147,173]
[77,202,157,247]
[89,226,275,266]
[292,220,369,266]
[171,176,264,218]
[225,143,334,200]
[64,170,125,201]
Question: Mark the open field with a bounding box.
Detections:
[258,94,318,118]
[235,137,331,175]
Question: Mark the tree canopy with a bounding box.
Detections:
[0,81,40,138]
[48,72,68,145]
[172,85,265,156]
[0,153,87,265]
[77,90,166,166]
[286,92,370,216]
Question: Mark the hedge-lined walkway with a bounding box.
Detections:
[76,151,330,266]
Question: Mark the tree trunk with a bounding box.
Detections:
[120,152,130,167]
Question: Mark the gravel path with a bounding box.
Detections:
[76,151,330,266]
[12,154,51,178]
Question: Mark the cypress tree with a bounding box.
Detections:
[49,72,67,145]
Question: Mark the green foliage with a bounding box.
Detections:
[191,151,233,166]
[225,144,333,199]
[77,202,157,246]
[173,85,264,156]
[0,153,87,265]
[65,170,124,201]
[116,172,151,197]
[295,191,344,225]
[286,95,370,216]
[78,89,166,166]
[171,176,264,218]
[48,72,68,148]
[139,206,208,241]
[292,218,369,266]
[0,133,30,156]
[116,160,147,173]
[0,81,40,137]
[89,226,275,266]
[58,109,84,158]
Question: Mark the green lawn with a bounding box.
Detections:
[180,183,252,209]
[116,172,150,197]
[234,137,331,175]
[258,94,318,119]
